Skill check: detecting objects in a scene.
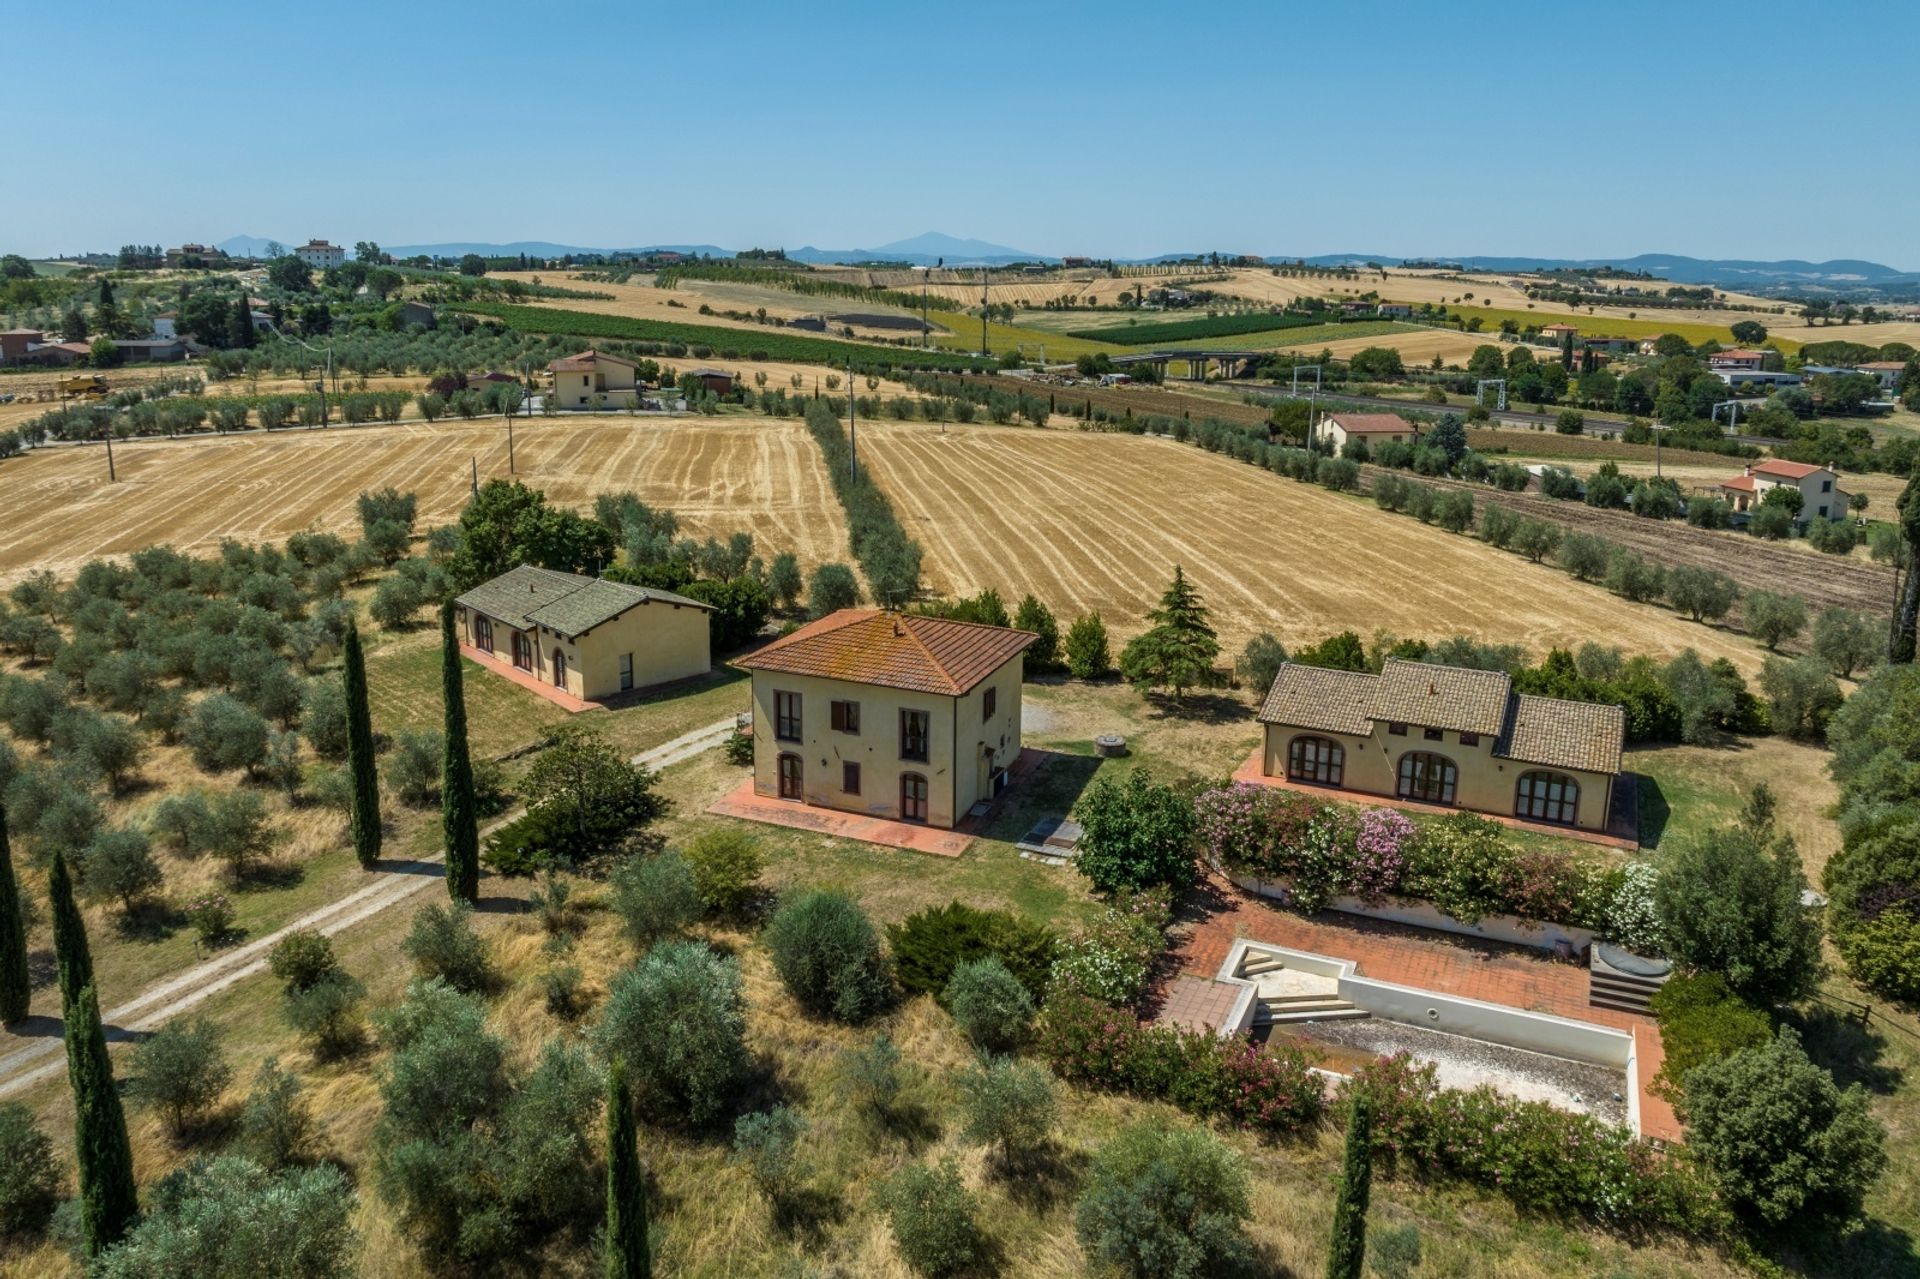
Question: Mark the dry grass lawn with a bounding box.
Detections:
[854,421,1770,669]
[0,416,850,585]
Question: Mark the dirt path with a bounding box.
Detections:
[0,717,737,1099]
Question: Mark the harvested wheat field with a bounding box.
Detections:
[856,422,1770,670]
[0,416,847,583]
[1269,327,1493,365]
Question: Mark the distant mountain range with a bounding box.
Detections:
[212,233,1917,292]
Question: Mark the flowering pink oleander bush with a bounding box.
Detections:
[1348,808,1415,904]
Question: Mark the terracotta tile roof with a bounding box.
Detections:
[1496,694,1625,774]
[1720,475,1758,492]
[735,609,1034,696]
[456,564,706,637]
[1859,360,1906,372]
[1710,348,1766,361]
[1367,659,1512,736]
[1256,664,1378,735]
[1325,412,1415,435]
[1752,459,1825,480]
[547,348,637,373]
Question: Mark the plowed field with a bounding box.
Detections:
[853,422,1772,669]
[0,417,847,584]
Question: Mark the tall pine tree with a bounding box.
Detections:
[441,602,479,904]
[343,617,382,868]
[49,850,94,1020]
[1325,1095,1374,1279]
[1892,472,1919,664]
[0,806,29,1023]
[605,1059,650,1278]
[65,983,138,1257]
[1116,565,1219,701]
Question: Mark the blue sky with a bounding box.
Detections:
[6,0,1915,265]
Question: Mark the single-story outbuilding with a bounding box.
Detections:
[453,564,711,703]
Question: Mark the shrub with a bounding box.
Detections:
[1556,532,1610,581]
[1402,813,1515,924]
[1049,887,1171,1007]
[1653,797,1822,1005]
[129,1017,233,1139]
[283,969,366,1061]
[182,693,270,775]
[383,730,442,807]
[401,901,493,994]
[1064,611,1111,679]
[186,892,235,946]
[1759,654,1843,741]
[1075,768,1198,893]
[888,900,1056,1003]
[680,827,763,916]
[0,1103,59,1239]
[881,1159,983,1278]
[957,1058,1056,1170]
[1648,973,1772,1101]
[732,1106,807,1204]
[1075,1122,1252,1279]
[1339,1053,1722,1233]
[593,940,747,1127]
[237,1058,313,1172]
[608,851,701,948]
[269,930,338,994]
[91,1156,357,1279]
[765,889,894,1022]
[1742,589,1807,650]
[1682,1027,1886,1228]
[841,1033,905,1122]
[945,957,1035,1052]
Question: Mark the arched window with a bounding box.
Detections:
[1516,770,1579,825]
[1287,735,1345,786]
[900,772,929,823]
[1397,752,1457,805]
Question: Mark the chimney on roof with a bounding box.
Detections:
[892,617,904,637]
[1428,680,1436,696]
[1743,464,1752,477]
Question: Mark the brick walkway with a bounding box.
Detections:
[460,643,602,714]
[1230,747,1639,850]
[1159,975,1244,1034]
[1167,871,1681,1142]
[707,778,974,857]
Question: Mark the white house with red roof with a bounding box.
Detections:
[1315,412,1419,453]
[546,349,639,408]
[1707,349,1768,372]
[1717,459,1851,520]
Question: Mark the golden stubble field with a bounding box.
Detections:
[854,422,1770,671]
[0,416,849,583]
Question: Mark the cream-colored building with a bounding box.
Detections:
[1257,659,1624,832]
[1315,412,1418,453]
[736,610,1034,828]
[1717,459,1851,521]
[548,349,640,409]
[453,565,711,702]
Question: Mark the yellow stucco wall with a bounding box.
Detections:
[553,366,638,408]
[748,656,1024,828]
[458,600,709,700]
[1262,722,1612,830]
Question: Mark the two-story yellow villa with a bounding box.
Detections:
[735,609,1035,828]
[1257,659,1624,832]
[453,565,711,704]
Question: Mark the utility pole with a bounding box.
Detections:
[922,266,929,350]
[470,455,478,495]
[507,415,516,474]
[102,424,116,482]
[980,266,989,357]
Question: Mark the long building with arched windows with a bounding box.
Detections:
[1255,659,1624,832]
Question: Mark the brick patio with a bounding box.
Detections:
[460,643,603,714]
[1165,871,1681,1143]
[1159,975,1245,1034]
[1230,747,1640,850]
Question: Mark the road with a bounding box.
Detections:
[0,715,739,1099]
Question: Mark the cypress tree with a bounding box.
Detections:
[343,618,382,868]
[0,807,28,1023]
[65,982,138,1256]
[440,602,479,904]
[1325,1095,1373,1279]
[605,1059,650,1279]
[48,849,94,1020]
